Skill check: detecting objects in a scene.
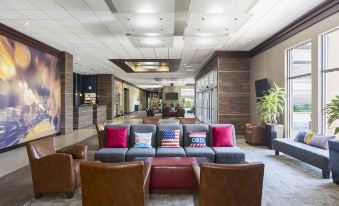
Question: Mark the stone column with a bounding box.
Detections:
[60,52,73,134]
[97,74,114,120]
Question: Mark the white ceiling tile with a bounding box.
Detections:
[0,2,11,9]
[0,10,28,19]
[154,48,169,59]
[140,48,157,58]
[55,0,89,11]
[84,0,109,11]
[189,0,258,13]
[28,0,65,10]
[112,0,175,13]
[45,10,74,19]
[169,48,182,59]
[19,10,51,20]
[2,0,36,9]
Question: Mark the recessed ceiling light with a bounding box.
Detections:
[241,41,245,44]
[234,18,238,21]
[160,18,163,21]
[201,17,205,21]
[24,22,29,26]
[126,18,130,21]
[145,33,160,37]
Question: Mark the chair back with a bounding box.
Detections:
[146,108,154,117]
[199,163,264,206]
[180,118,198,124]
[162,107,170,118]
[95,121,110,148]
[26,137,56,162]
[176,108,185,117]
[80,161,145,206]
[142,117,160,124]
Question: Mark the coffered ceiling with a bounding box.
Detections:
[0,0,326,88]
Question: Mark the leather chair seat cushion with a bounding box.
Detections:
[156,147,186,157]
[145,157,196,189]
[95,148,128,163]
[184,147,215,163]
[126,148,156,161]
[212,147,245,164]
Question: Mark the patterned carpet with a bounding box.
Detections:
[25,140,339,206]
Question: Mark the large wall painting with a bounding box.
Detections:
[0,34,60,151]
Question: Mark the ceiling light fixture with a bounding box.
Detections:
[24,22,29,26]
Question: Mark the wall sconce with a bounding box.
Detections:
[80,93,83,97]
[88,85,92,90]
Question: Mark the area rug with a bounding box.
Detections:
[25,140,339,206]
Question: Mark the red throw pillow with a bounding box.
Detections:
[104,128,127,148]
[212,126,233,147]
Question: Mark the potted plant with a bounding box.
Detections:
[325,95,339,135]
[257,83,286,149]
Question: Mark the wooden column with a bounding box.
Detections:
[60,52,73,134]
[218,57,250,135]
[97,74,114,120]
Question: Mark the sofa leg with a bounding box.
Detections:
[322,170,330,179]
[275,150,279,156]
[34,193,43,199]
[66,192,74,198]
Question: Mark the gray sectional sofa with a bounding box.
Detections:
[273,138,330,178]
[95,124,245,164]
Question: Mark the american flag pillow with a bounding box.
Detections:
[188,132,207,147]
[161,130,180,148]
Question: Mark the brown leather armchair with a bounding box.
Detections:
[142,117,160,124]
[80,161,151,206]
[192,162,265,206]
[179,118,198,124]
[26,137,88,198]
[95,120,108,148]
[162,106,170,118]
[245,123,267,146]
[176,108,185,118]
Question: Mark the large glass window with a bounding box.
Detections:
[322,28,339,135]
[287,41,312,137]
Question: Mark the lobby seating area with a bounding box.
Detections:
[0,0,339,206]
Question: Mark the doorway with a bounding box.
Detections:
[124,88,129,114]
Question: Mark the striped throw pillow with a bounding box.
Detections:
[309,134,335,150]
[134,132,152,148]
[161,130,180,148]
[188,132,207,147]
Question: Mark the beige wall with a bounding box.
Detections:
[250,12,339,133]
[123,84,146,113]
[162,85,182,106]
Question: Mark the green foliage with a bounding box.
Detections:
[293,104,311,112]
[180,97,193,108]
[325,95,339,135]
[257,83,286,125]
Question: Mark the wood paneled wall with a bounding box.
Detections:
[97,74,114,120]
[218,57,250,135]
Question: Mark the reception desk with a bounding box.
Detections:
[73,105,94,129]
[94,105,107,123]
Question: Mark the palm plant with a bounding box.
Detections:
[325,95,339,135]
[257,83,286,125]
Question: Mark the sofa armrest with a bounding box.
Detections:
[57,144,88,159]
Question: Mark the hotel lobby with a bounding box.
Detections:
[0,0,339,205]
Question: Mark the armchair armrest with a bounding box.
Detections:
[192,163,200,186]
[57,144,88,159]
[143,163,151,189]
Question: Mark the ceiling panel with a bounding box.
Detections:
[111,0,175,13]
[169,48,182,59]
[140,48,157,58]
[189,0,258,13]
[28,0,65,10]
[154,48,169,59]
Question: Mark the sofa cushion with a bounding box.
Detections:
[209,124,236,146]
[95,148,128,163]
[134,132,152,148]
[160,130,180,148]
[309,134,335,150]
[156,124,183,147]
[184,147,215,162]
[126,147,156,161]
[156,147,186,157]
[304,131,315,144]
[212,147,245,164]
[105,125,130,147]
[294,130,309,143]
[130,124,156,147]
[188,132,207,147]
[183,124,210,146]
[211,126,233,147]
[105,128,127,148]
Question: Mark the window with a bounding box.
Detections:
[287,41,312,137]
[322,28,339,135]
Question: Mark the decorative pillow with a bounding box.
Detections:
[304,131,315,144]
[212,126,233,147]
[161,130,180,148]
[309,134,335,150]
[188,132,207,147]
[294,130,309,143]
[134,132,152,148]
[104,128,127,148]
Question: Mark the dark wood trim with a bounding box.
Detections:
[250,0,339,57]
[194,51,250,80]
[0,23,61,57]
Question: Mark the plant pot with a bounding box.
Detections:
[266,124,279,149]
